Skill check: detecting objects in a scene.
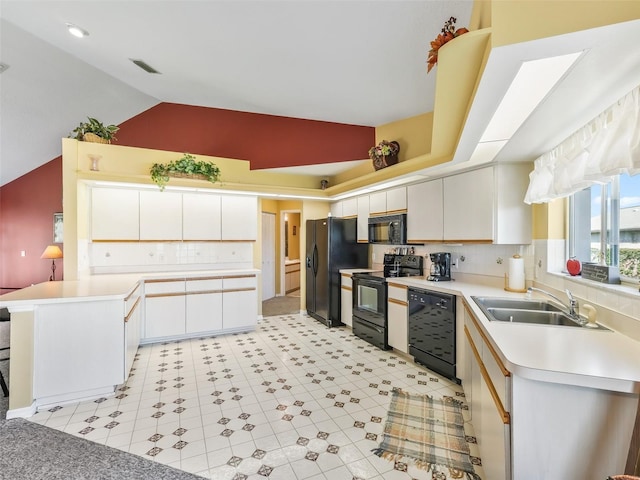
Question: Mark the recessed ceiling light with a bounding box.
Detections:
[66,23,89,38]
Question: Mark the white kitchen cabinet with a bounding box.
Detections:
[369,187,407,216]
[330,202,343,218]
[463,303,511,480]
[185,278,223,334]
[356,195,369,242]
[221,195,258,240]
[33,300,125,400]
[443,167,494,242]
[407,179,443,243]
[443,164,531,244]
[340,274,353,327]
[183,192,221,240]
[341,198,358,217]
[222,275,258,331]
[124,284,142,377]
[386,187,407,213]
[387,283,408,353]
[139,190,183,240]
[144,280,186,339]
[91,187,140,240]
[369,192,387,216]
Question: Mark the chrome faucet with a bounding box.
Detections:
[527,287,580,319]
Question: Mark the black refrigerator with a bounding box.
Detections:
[305,217,369,327]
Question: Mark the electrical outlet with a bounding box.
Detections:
[452,257,459,269]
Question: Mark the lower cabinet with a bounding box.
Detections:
[143,274,256,342]
[340,274,353,327]
[387,283,408,353]
[144,280,186,339]
[463,302,511,480]
[124,285,142,377]
[185,278,223,334]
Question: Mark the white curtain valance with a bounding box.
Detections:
[524,84,640,204]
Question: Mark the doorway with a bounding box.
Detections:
[261,212,276,301]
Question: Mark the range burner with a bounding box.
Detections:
[383,254,424,278]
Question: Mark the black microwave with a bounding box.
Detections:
[368,213,407,244]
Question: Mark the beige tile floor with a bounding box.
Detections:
[30,314,484,480]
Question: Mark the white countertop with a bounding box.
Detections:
[0,269,260,308]
[339,268,381,275]
[386,276,640,394]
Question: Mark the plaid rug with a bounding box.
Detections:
[372,388,481,480]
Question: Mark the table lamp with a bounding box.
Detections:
[41,245,63,281]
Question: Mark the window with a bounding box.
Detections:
[569,173,640,281]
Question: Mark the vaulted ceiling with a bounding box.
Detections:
[0,1,473,186]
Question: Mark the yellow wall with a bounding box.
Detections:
[491,1,640,48]
[286,212,301,260]
[375,112,433,160]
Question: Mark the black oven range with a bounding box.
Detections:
[351,254,424,350]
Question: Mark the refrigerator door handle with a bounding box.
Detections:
[313,245,318,275]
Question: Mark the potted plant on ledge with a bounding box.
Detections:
[369,140,400,171]
[150,153,221,191]
[69,117,119,144]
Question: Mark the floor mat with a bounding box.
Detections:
[373,387,481,480]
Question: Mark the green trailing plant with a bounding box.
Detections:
[69,117,119,142]
[150,153,221,191]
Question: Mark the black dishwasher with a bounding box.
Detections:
[408,288,458,383]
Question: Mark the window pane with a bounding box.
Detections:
[619,173,640,280]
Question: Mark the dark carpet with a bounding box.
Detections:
[0,418,206,480]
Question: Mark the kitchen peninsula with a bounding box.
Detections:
[0,269,258,419]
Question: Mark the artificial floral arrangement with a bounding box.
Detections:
[69,117,119,143]
[150,153,221,191]
[368,140,400,170]
[427,17,469,73]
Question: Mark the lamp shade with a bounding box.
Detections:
[41,245,63,259]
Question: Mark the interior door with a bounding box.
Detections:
[261,212,276,300]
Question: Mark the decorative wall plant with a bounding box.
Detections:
[427,17,469,73]
[150,153,221,191]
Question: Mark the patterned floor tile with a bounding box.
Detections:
[35,314,484,480]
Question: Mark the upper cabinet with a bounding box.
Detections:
[139,191,183,240]
[90,186,257,242]
[183,193,221,240]
[91,187,140,240]
[443,164,531,244]
[330,198,357,218]
[356,195,369,243]
[221,195,258,240]
[369,187,407,216]
[407,179,443,243]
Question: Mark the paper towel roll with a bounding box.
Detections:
[508,255,525,291]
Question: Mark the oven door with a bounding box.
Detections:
[352,275,386,327]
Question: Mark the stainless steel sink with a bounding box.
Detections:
[472,297,563,312]
[485,308,581,327]
[471,296,609,330]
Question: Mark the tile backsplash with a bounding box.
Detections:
[372,243,535,285]
[86,242,254,274]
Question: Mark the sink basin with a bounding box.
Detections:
[472,297,563,312]
[486,308,581,327]
[471,296,610,330]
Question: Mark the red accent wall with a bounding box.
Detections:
[117,103,375,169]
[0,103,374,289]
[0,157,63,289]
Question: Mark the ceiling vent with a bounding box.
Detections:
[130,59,161,74]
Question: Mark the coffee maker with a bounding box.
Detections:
[427,252,451,281]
